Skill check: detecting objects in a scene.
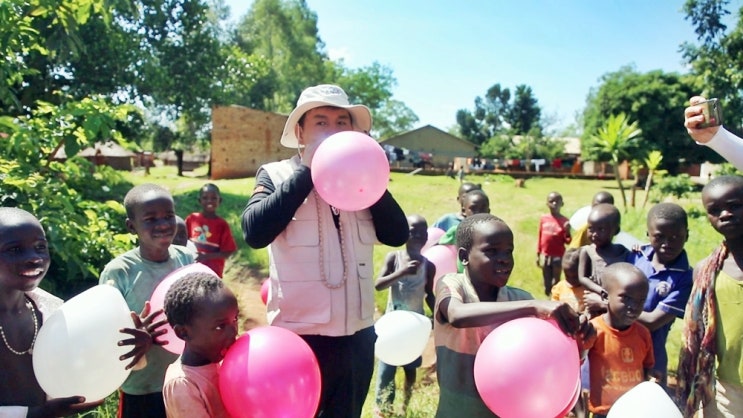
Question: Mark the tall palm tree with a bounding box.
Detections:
[588,113,642,211]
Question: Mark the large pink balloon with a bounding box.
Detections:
[311,131,390,211]
[149,263,217,354]
[219,327,321,418]
[422,227,446,252]
[422,244,457,284]
[474,317,580,418]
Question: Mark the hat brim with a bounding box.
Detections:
[280,101,372,148]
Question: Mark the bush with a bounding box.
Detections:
[653,174,696,202]
[0,97,137,298]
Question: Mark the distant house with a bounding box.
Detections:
[53,141,136,171]
[380,125,478,169]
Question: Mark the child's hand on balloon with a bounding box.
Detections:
[117,301,168,370]
[536,301,580,336]
[575,314,596,347]
[30,396,104,418]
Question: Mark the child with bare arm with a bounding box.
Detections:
[0,208,160,418]
[434,213,592,418]
[578,203,630,317]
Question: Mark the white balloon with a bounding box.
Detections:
[374,311,431,366]
[569,205,592,230]
[33,285,134,401]
[614,231,644,251]
[607,381,682,418]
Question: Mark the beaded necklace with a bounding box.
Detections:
[0,295,38,355]
[313,190,348,289]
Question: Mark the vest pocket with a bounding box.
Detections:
[280,281,332,324]
[358,261,374,320]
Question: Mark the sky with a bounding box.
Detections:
[223,1,739,132]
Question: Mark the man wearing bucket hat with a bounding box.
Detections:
[241,84,408,418]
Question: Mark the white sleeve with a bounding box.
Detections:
[702,127,743,171]
[0,406,28,418]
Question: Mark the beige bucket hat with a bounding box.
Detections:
[280,84,372,148]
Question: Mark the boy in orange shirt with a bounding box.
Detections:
[582,262,656,417]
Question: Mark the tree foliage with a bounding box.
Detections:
[1,96,136,298]
[587,113,642,210]
[682,0,743,131]
[457,83,543,146]
[581,66,708,173]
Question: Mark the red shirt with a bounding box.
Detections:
[537,213,571,257]
[185,212,237,277]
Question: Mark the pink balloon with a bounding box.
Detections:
[149,263,217,354]
[219,327,321,418]
[311,131,390,211]
[422,244,457,284]
[422,227,446,252]
[260,279,269,305]
[474,317,580,418]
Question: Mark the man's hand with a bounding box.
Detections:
[684,96,720,144]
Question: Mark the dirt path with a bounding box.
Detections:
[226,273,438,368]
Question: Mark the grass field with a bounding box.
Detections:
[83,165,719,417]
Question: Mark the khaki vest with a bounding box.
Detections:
[262,157,377,336]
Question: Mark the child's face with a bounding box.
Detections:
[198,189,221,214]
[605,271,648,329]
[462,195,489,217]
[0,217,50,293]
[702,183,743,241]
[647,217,688,265]
[407,217,428,250]
[126,192,177,256]
[547,193,563,213]
[183,287,239,363]
[587,209,618,248]
[464,221,514,288]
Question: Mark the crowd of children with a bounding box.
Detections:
[4,161,743,417]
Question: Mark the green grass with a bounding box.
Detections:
[83,165,718,417]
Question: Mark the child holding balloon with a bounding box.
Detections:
[162,271,238,418]
[434,213,592,418]
[0,207,160,417]
[100,183,195,418]
[373,214,436,418]
[678,175,743,417]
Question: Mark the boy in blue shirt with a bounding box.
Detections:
[629,202,693,385]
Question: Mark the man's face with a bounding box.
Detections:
[296,107,353,148]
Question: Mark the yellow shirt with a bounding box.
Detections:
[715,271,743,387]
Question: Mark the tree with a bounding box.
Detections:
[507,85,542,135]
[456,83,511,145]
[235,0,328,112]
[457,83,543,145]
[581,66,705,173]
[586,113,642,211]
[642,151,666,209]
[681,0,743,131]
